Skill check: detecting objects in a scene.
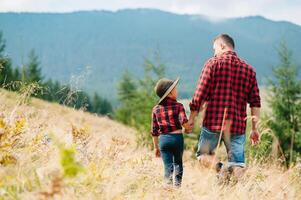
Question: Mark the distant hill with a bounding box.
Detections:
[0,9,300,99]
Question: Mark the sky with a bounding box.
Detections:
[0,0,301,26]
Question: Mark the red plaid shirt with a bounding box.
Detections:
[190,51,261,135]
[151,97,188,136]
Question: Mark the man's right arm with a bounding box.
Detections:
[189,61,214,127]
[187,111,198,131]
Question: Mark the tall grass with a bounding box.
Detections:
[0,90,300,199]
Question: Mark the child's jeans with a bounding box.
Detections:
[159,133,184,187]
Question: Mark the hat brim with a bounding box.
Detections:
[158,77,180,104]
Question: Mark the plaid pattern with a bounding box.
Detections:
[190,51,261,135]
[151,97,188,136]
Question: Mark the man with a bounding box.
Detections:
[188,34,261,177]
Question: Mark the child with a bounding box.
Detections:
[151,77,190,187]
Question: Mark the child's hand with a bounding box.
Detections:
[154,148,161,157]
[184,128,191,134]
[183,122,193,133]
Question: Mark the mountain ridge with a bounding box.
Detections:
[2,9,300,27]
[0,9,300,98]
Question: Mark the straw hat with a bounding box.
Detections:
[154,77,179,104]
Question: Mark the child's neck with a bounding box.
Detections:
[167,96,177,101]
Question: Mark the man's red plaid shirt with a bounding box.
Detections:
[189,51,261,135]
[151,97,188,136]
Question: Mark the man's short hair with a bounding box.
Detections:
[214,34,235,49]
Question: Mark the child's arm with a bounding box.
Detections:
[151,110,160,157]
[179,104,192,133]
[152,136,160,157]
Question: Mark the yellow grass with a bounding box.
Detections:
[0,89,300,200]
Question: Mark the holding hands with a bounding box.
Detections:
[183,118,194,133]
[184,102,208,133]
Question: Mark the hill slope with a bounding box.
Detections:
[0,89,300,199]
[1,9,301,98]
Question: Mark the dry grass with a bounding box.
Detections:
[0,89,300,200]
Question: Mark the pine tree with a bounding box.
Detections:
[23,50,43,83]
[20,50,45,98]
[268,42,301,166]
[115,71,137,125]
[0,32,5,58]
[13,68,21,81]
[91,93,101,113]
[116,54,165,147]
[0,58,14,87]
[117,70,137,102]
[0,32,15,89]
[51,80,62,102]
[90,93,113,115]
[99,97,113,115]
[73,91,91,111]
[42,79,55,101]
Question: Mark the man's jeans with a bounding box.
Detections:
[159,133,184,186]
[196,127,246,167]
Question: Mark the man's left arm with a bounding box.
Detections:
[250,107,260,145]
[248,71,261,145]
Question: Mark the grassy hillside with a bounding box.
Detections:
[1,9,301,98]
[0,89,300,199]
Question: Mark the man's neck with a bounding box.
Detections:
[166,96,177,101]
[222,48,234,54]
[216,49,234,57]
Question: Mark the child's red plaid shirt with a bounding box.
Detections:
[151,97,188,136]
[190,51,261,135]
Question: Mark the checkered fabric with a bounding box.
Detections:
[151,97,188,136]
[190,51,261,135]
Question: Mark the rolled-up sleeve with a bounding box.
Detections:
[190,61,214,112]
[248,71,261,108]
[151,111,160,136]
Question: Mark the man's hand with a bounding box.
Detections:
[188,110,198,132]
[250,107,260,147]
[250,130,260,146]
[154,148,161,157]
[183,121,193,133]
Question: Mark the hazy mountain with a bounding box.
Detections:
[0,9,300,98]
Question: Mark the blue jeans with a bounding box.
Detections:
[196,127,246,167]
[159,134,184,186]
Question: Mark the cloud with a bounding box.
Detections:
[167,0,301,25]
[0,0,300,25]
